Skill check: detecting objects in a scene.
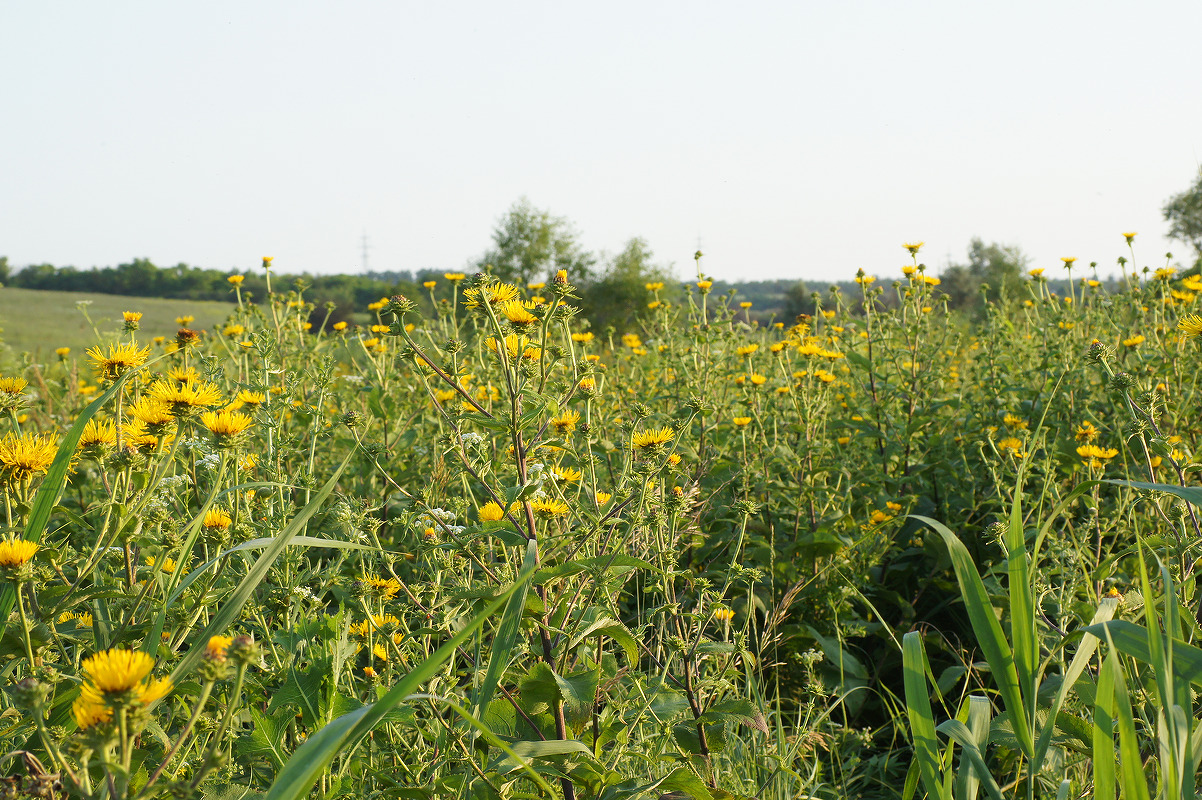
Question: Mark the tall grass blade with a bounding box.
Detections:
[1092,648,1117,800]
[902,631,950,800]
[937,718,1004,800]
[1103,648,1151,800]
[911,515,1033,757]
[472,538,536,722]
[1032,595,1119,770]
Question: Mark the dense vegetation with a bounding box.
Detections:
[2,235,1202,798]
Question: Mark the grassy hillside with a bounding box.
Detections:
[0,286,235,357]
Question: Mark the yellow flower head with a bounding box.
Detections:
[733,416,752,427]
[205,635,233,663]
[146,555,177,573]
[1061,257,1076,267]
[444,272,466,282]
[1075,421,1099,442]
[571,332,594,343]
[739,301,753,309]
[228,274,245,285]
[632,426,675,449]
[735,344,759,357]
[0,432,59,484]
[203,507,232,530]
[149,380,224,414]
[1122,232,1137,243]
[479,501,505,522]
[499,299,538,326]
[1028,268,1045,278]
[423,280,437,289]
[1178,314,1202,338]
[0,377,28,396]
[202,409,254,439]
[1002,413,1028,431]
[77,418,118,451]
[996,437,1026,457]
[552,466,582,483]
[123,311,142,323]
[595,491,613,505]
[72,694,113,730]
[530,497,569,517]
[128,398,175,434]
[551,409,581,434]
[902,241,924,256]
[0,538,39,567]
[463,282,520,309]
[367,577,401,600]
[697,280,713,291]
[333,321,348,331]
[82,649,157,693]
[1077,443,1119,468]
[86,342,150,382]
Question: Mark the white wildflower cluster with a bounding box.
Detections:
[460,432,485,449]
[523,462,551,497]
[415,507,464,536]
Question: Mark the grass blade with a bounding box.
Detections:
[1092,646,1116,800]
[911,515,1033,757]
[902,631,950,800]
[472,539,535,722]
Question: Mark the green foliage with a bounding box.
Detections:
[583,237,677,331]
[475,197,597,286]
[939,238,1028,312]
[1163,167,1202,262]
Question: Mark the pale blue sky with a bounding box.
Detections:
[3,1,1200,283]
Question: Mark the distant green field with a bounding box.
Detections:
[0,287,235,358]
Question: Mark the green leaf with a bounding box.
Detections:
[1105,479,1202,509]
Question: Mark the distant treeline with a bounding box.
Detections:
[0,242,1120,331]
[0,255,865,325]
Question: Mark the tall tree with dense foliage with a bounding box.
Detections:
[474,197,597,286]
[939,238,1028,311]
[1164,167,1202,264]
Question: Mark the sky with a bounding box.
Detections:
[3,1,1201,284]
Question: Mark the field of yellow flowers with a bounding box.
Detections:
[1,246,1202,799]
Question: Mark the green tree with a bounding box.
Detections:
[940,238,1028,311]
[1164,168,1202,263]
[475,198,596,286]
[583,237,673,331]
[782,280,816,320]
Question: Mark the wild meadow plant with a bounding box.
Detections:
[0,240,1199,798]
